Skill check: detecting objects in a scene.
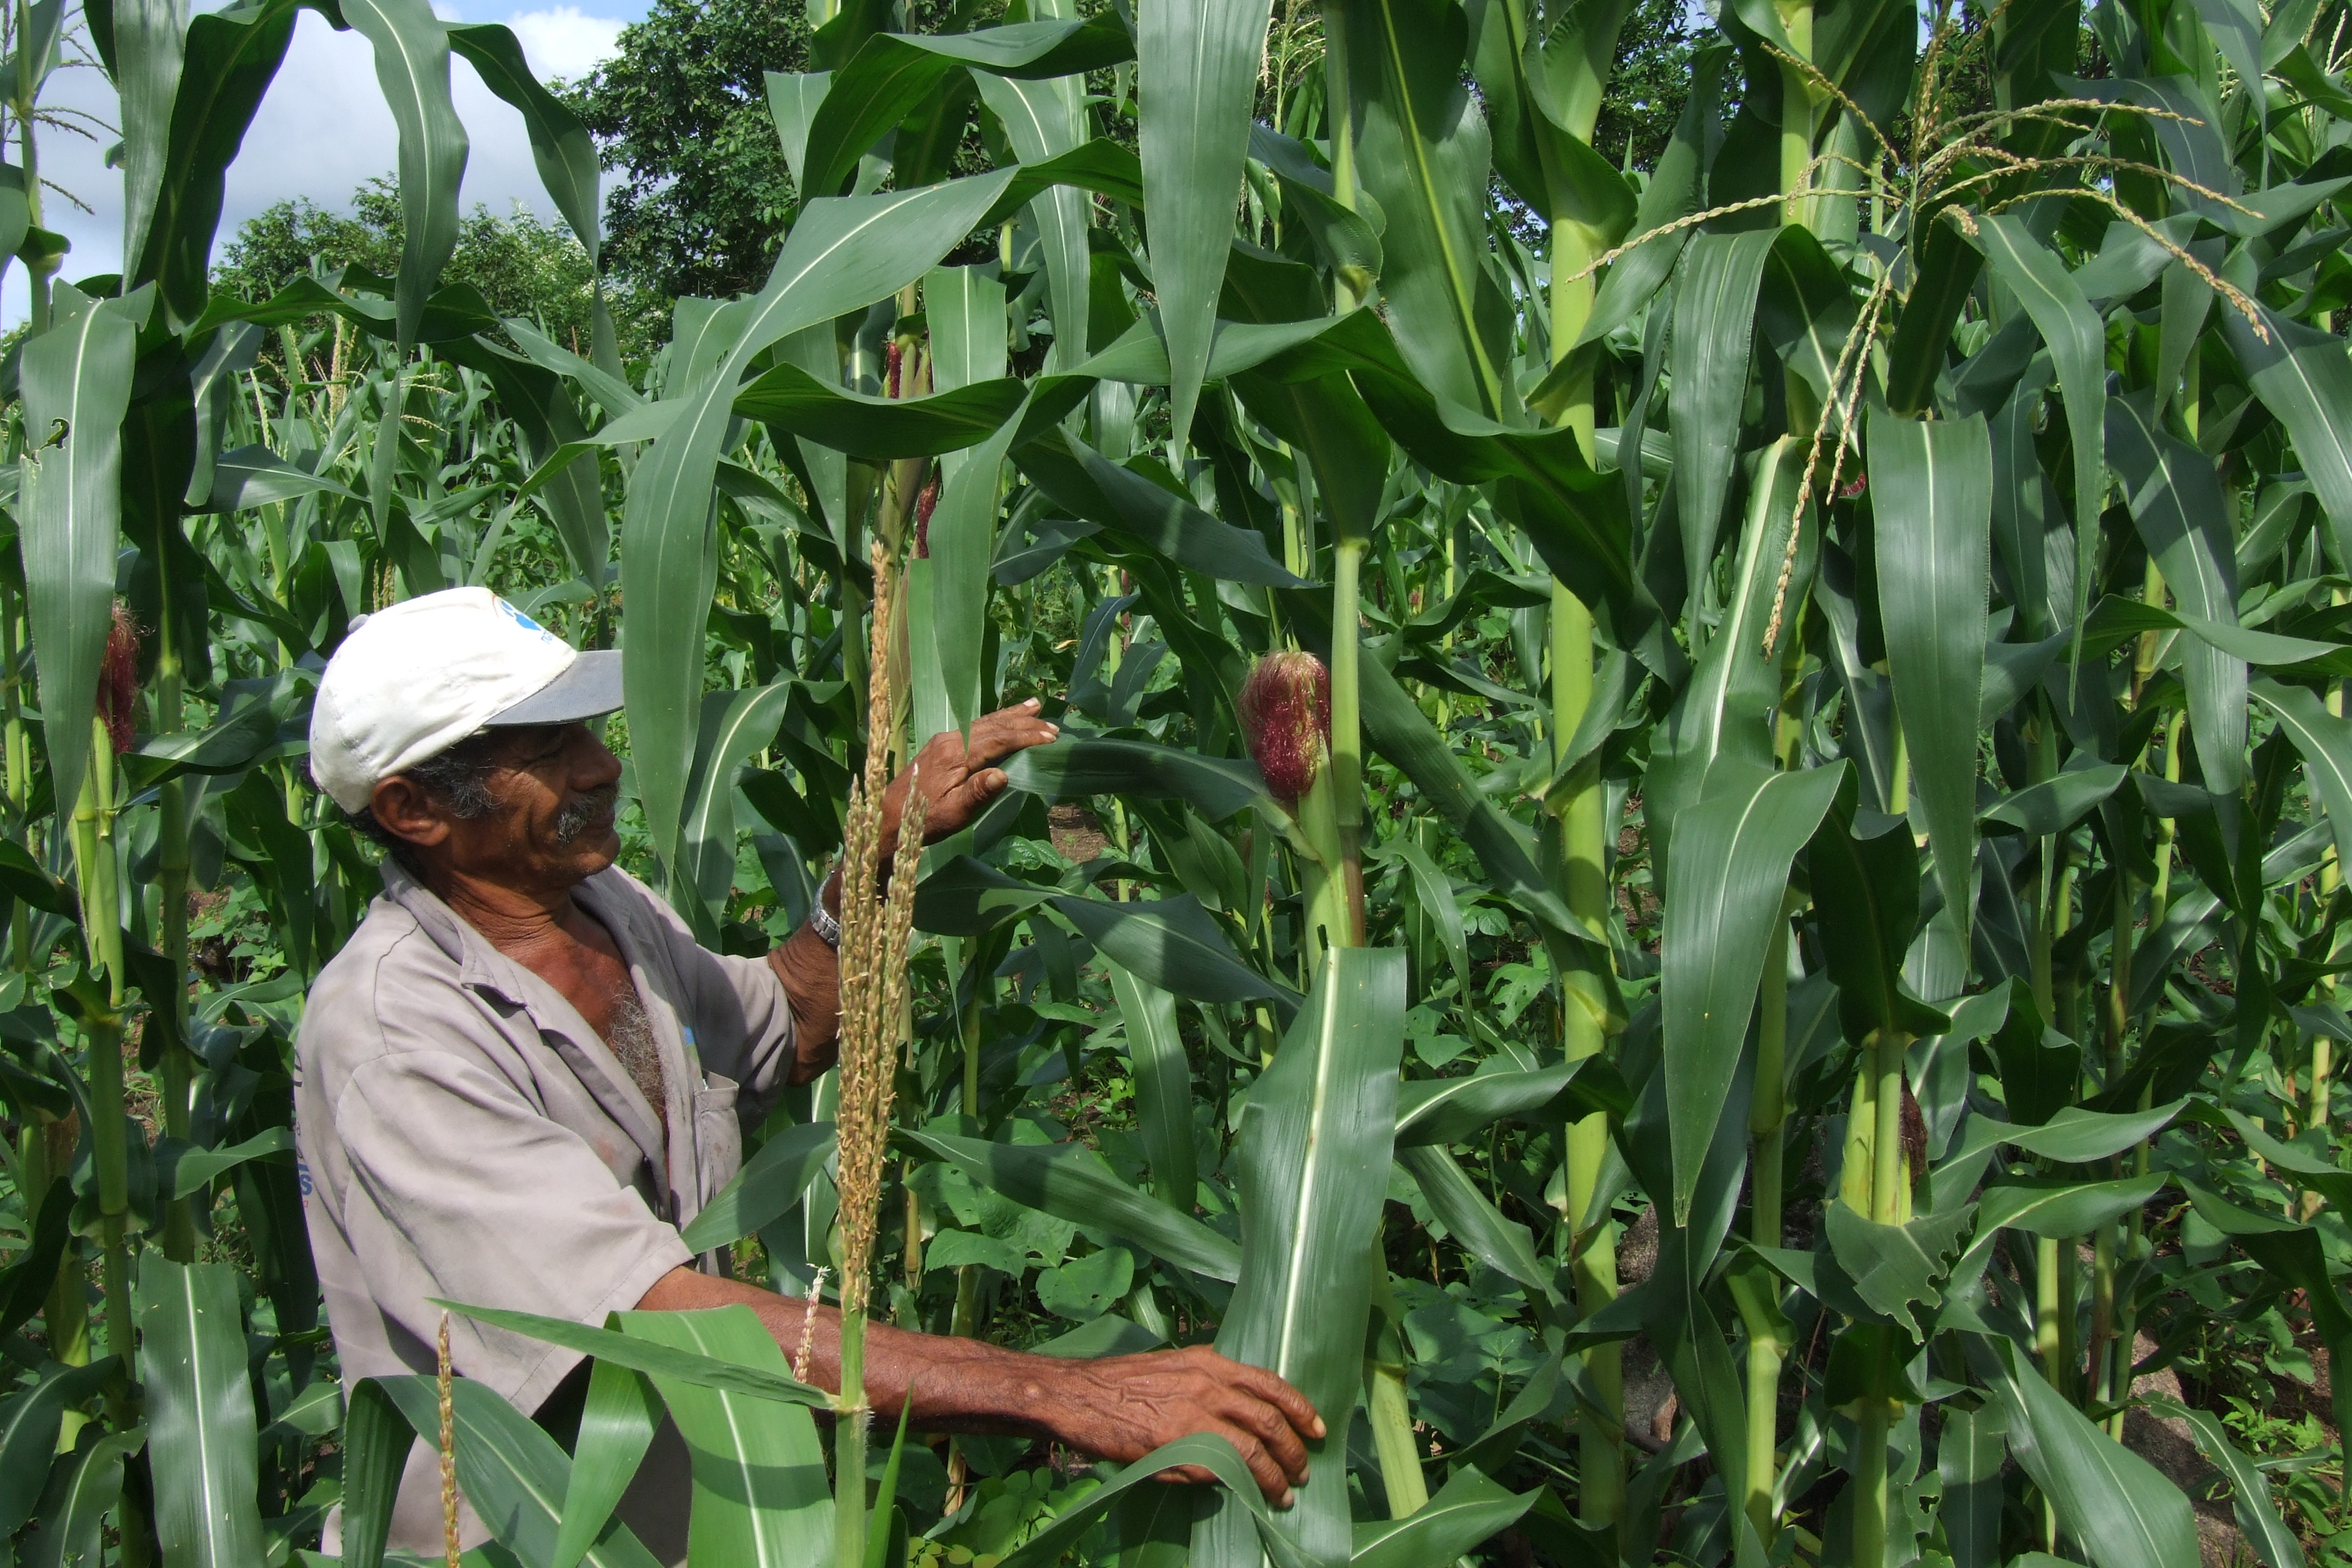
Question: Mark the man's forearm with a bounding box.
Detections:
[634,1266,1322,1501]
[768,869,843,1083]
[637,1269,1048,1434]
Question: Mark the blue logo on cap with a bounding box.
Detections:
[493,596,562,645]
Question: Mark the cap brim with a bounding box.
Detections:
[486,650,624,726]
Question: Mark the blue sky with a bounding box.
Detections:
[3,0,651,325]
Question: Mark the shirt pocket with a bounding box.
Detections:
[691,1073,743,1221]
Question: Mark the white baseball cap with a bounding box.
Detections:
[308,587,622,813]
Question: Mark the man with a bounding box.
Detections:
[295,589,1319,1561]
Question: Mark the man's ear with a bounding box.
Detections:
[368,776,453,849]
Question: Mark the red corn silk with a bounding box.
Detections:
[914,473,941,557]
[886,339,904,400]
[1837,470,1868,500]
[1240,651,1330,806]
[99,602,140,755]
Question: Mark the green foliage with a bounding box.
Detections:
[212,178,661,363]
[17,0,2352,1566]
[564,0,815,300]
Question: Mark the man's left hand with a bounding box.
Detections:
[881,697,1058,850]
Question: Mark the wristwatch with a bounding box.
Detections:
[808,865,844,949]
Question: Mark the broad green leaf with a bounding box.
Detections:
[1992,358,2061,638]
[1977,216,2104,653]
[1067,437,1308,586]
[1000,1432,1311,1568]
[374,1375,666,1568]
[1982,760,2129,836]
[169,1124,291,1197]
[623,169,1014,881]
[1977,1340,2199,1568]
[764,69,830,186]
[435,1301,829,1408]
[733,363,1026,459]
[1134,0,1271,440]
[1807,780,1949,1042]
[2250,679,2352,878]
[1247,123,1385,297]
[1869,407,1992,936]
[1264,312,1665,671]
[2083,597,2341,669]
[680,1122,839,1253]
[140,1255,264,1568]
[911,857,1054,936]
[1645,438,1810,879]
[1397,1142,1555,1298]
[1228,367,1393,549]
[1210,949,1405,1567]
[970,57,1090,374]
[1107,959,1196,1215]
[1669,230,1778,591]
[1823,1203,1971,1336]
[1368,836,1468,996]
[924,265,1012,739]
[447,23,601,262]
[2223,302,2352,573]
[337,1378,412,1568]
[1938,1405,2006,1568]
[2178,1179,2352,1348]
[677,683,795,924]
[555,1361,664,1568]
[114,0,184,277]
[1949,1101,2187,1166]
[194,444,359,512]
[19,1425,146,1568]
[0,1183,72,1345]
[1348,1467,1535,1567]
[1661,760,1843,1222]
[338,0,468,346]
[0,1361,113,1537]
[2108,391,2246,791]
[615,1306,832,1568]
[1002,736,1272,821]
[1342,0,1514,419]
[1759,224,1859,410]
[1885,211,1982,416]
[131,0,297,321]
[1972,1173,2169,1238]
[901,1128,1244,1280]
[2218,1111,2352,1214]
[800,17,1130,198]
[1049,892,1295,1012]
[1393,1060,1626,1147]
[20,284,143,836]
[505,314,641,417]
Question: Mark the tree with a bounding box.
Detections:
[213,177,655,358]
[1592,0,1707,171]
[565,0,811,302]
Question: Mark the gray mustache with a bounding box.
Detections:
[553,783,619,845]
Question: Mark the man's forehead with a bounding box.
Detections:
[486,720,589,760]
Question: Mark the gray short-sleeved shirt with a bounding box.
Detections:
[296,860,799,1560]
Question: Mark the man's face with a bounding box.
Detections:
[377,721,625,893]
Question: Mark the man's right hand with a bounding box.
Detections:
[1040,1345,1326,1506]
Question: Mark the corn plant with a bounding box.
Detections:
[10,0,2352,1565]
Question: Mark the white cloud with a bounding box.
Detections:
[507,6,626,84]
[0,1,629,326]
